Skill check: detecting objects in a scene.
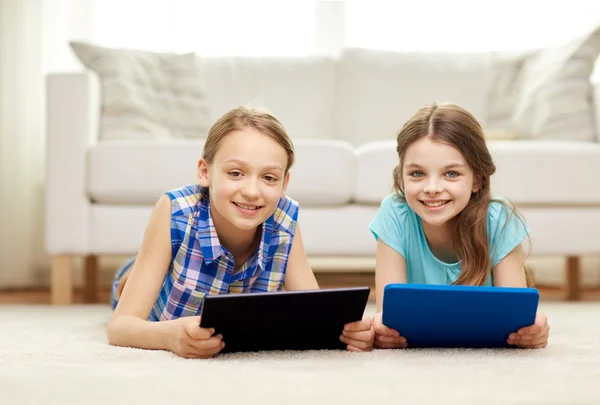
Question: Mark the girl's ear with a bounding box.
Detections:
[281,172,291,198]
[197,158,210,187]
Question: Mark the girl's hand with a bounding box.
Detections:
[507,313,549,349]
[373,312,407,349]
[169,316,225,358]
[340,314,374,352]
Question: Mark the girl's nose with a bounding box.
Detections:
[241,180,260,198]
[423,182,442,196]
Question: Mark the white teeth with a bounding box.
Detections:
[234,202,260,210]
[423,200,448,207]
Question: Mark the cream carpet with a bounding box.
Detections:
[0,302,598,405]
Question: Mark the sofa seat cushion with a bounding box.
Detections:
[88,205,380,256]
[488,141,600,205]
[354,140,398,204]
[354,140,600,206]
[86,139,356,206]
[285,140,356,205]
[86,140,203,205]
[88,205,600,256]
[297,206,378,256]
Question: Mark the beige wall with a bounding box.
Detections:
[0,0,48,287]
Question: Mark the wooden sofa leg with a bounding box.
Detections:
[566,256,581,301]
[51,255,74,305]
[84,255,100,303]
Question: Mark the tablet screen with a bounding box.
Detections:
[199,287,370,353]
[382,284,539,348]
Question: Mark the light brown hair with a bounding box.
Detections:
[392,102,533,286]
[202,106,295,173]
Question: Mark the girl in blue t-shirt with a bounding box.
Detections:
[370,102,549,350]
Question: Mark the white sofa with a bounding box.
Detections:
[45,44,600,305]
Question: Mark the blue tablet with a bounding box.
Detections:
[382,283,539,348]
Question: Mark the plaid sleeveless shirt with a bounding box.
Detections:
[111,184,299,321]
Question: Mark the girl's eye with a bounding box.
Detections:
[446,171,459,178]
[264,175,278,182]
[409,171,424,178]
[228,171,243,177]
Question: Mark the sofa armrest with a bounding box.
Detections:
[44,72,99,255]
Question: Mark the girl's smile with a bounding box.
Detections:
[420,199,451,209]
[232,201,264,216]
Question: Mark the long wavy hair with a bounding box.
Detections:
[392,103,533,286]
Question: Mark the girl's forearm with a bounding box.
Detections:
[106,315,175,351]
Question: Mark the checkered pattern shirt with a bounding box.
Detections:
[111,184,299,321]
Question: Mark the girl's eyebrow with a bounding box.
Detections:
[442,163,466,170]
[404,162,466,170]
[224,158,283,172]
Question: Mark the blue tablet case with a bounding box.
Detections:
[382,284,539,348]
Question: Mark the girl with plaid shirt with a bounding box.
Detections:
[107,107,374,358]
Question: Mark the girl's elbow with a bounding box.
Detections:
[106,316,124,347]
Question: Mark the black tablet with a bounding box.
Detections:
[199,287,371,353]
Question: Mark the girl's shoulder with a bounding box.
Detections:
[272,195,300,235]
[379,193,414,221]
[165,184,203,217]
[487,196,530,265]
[487,196,520,223]
[487,196,528,237]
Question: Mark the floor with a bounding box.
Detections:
[1,272,599,305]
[1,300,599,405]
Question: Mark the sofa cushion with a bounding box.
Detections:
[487,25,600,142]
[87,205,600,256]
[88,205,381,256]
[86,140,204,205]
[298,206,378,256]
[86,139,355,206]
[354,141,398,204]
[353,140,600,205]
[334,48,492,146]
[70,41,211,141]
[286,140,356,206]
[201,56,336,140]
[488,141,600,204]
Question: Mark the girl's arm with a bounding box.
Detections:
[283,224,320,291]
[375,239,407,312]
[492,245,528,287]
[372,239,408,349]
[106,195,182,350]
[493,244,549,348]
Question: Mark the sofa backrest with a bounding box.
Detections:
[198,50,494,148]
[333,48,493,146]
[200,56,337,142]
[65,27,600,146]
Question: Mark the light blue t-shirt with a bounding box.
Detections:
[369,194,530,286]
